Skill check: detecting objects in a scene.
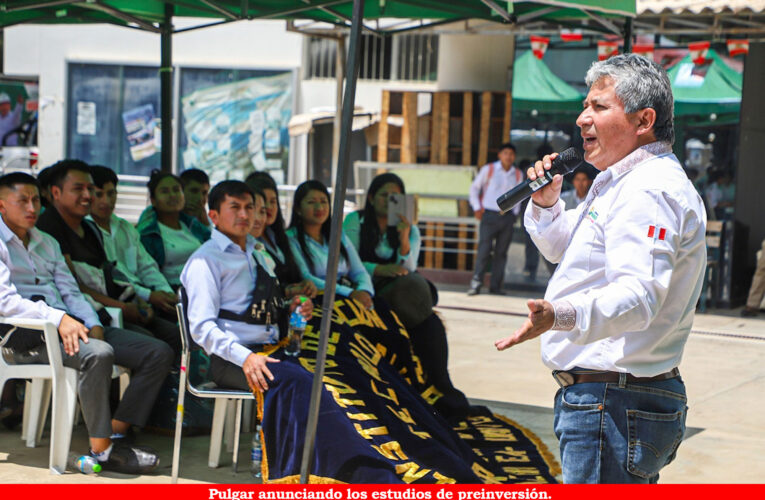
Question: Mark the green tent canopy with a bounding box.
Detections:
[668,49,742,120]
[512,50,583,114]
[0,1,636,32]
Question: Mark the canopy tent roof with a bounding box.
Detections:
[512,50,583,114]
[0,1,636,33]
[667,48,742,120]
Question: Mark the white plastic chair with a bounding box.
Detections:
[0,316,78,474]
[171,287,254,483]
[21,307,129,456]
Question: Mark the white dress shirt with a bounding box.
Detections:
[524,142,707,377]
[342,211,421,275]
[181,229,278,367]
[90,214,174,301]
[0,215,100,328]
[469,161,523,214]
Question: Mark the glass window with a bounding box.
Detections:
[67,63,161,176]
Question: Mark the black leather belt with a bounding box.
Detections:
[553,367,680,388]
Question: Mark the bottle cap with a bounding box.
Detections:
[92,463,102,473]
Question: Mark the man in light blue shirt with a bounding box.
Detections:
[181,181,310,392]
[0,172,167,474]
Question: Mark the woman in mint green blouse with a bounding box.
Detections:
[286,180,375,309]
[344,173,472,419]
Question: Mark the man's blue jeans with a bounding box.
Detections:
[553,373,688,483]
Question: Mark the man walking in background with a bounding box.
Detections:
[467,143,523,296]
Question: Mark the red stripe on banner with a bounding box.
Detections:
[0,484,765,499]
[647,225,655,238]
[659,228,666,241]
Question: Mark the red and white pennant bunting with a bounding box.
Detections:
[597,41,619,61]
[560,29,583,42]
[633,43,654,61]
[689,41,711,65]
[727,39,749,57]
[530,35,550,59]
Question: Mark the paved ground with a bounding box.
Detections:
[1,288,763,483]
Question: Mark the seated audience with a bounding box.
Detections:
[286,180,374,309]
[180,181,311,391]
[88,165,181,354]
[180,168,212,228]
[0,172,168,472]
[705,168,735,220]
[137,170,210,289]
[37,161,176,352]
[244,171,317,299]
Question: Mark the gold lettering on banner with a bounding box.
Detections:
[368,308,387,330]
[302,331,341,356]
[395,462,432,483]
[371,441,409,461]
[471,463,506,484]
[420,385,443,405]
[353,423,389,440]
[432,472,456,484]
[349,334,384,382]
[502,466,540,477]
[477,426,518,442]
[331,301,351,325]
[330,395,366,409]
[458,433,473,440]
[407,425,431,440]
[322,376,356,395]
[346,412,378,421]
[411,356,426,384]
[345,300,376,328]
[495,447,530,463]
[370,380,399,405]
[299,358,338,372]
[468,416,493,425]
[386,405,415,424]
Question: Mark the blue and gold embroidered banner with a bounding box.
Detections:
[257,297,560,484]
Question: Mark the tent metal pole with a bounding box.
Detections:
[331,35,345,192]
[160,2,174,173]
[623,17,633,53]
[298,0,365,485]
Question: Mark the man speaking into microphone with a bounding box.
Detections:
[495,54,707,483]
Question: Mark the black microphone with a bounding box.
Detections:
[496,147,584,214]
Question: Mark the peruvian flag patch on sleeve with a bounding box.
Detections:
[647,225,667,240]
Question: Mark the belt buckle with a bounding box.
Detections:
[552,370,575,388]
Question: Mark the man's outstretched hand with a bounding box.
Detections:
[495,299,555,351]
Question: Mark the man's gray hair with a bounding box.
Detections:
[585,53,674,144]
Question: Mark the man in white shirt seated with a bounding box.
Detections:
[495,54,706,483]
[467,143,523,296]
[0,172,166,474]
[88,165,180,354]
[181,180,311,391]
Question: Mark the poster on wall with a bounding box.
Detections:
[76,101,97,136]
[122,103,160,162]
[180,72,292,184]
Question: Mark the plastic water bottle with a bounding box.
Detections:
[284,297,308,357]
[69,453,102,474]
[251,426,262,478]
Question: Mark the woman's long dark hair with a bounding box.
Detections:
[288,180,348,274]
[359,173,406,264]
[245,171,302,284]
